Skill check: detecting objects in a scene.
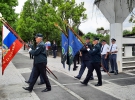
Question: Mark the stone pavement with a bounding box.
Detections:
[1,49,135,100]
[0,50,40,100]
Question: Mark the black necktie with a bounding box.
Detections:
[101,46,104,53]
[110,45,113,52]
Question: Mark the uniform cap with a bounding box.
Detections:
[111,38,116,41]
[85,37,90,40]
[35,33,43,38]
[101,40,106,42]
[93,37,99,41]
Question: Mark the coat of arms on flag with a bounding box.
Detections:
[2,25,23,75]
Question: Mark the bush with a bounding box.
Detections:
[123,30,131,35]
[83,32,109,44]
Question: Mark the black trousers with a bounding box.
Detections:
[86,69,93,78]
[101,55,109,71]
[29,63,51,90]
[83,62,102,84]
[53,50,56,58]
[29,53,33,59]
[73,56,77,69]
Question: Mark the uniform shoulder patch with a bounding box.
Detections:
[36,47,39,49]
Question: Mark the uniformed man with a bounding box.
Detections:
[28,41,34,59]
[109,38,118,75]
[74,37,93,80]
[23,33,51,92]
[52,40,57,58]
[101,40,109,72]
[80,37,102,86]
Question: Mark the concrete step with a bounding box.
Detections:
[123,62,135,67]
[122,61,135,63]
[122,56,135,61]
[123,66,135,69]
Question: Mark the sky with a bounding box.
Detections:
[15,0,133,34]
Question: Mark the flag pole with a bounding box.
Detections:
[54,23,68,37]
[0,14,57,79]
[54,23,71,70]
[64,21,85,45]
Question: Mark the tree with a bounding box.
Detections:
[96,27,104,31]
[0,0,18,28]
[34,3,61,42]
[52,0,87,32]
[83,32,110,44]
[132,27,135,34]
[0,0,18,45]
[16,0,37,42]
[123,30,131,35]
[16,0,87,46]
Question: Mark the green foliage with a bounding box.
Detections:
[83,32,110,44]
[52,0,87,32]
[129,16,135,24]
[96,27,104,31]
[123,30,131,35]
[132,27,135,34]
[0,0,18,45]
[129,17,133,23]
[0,0,18,28]
[16,0,36,42]
[16,0,87,46]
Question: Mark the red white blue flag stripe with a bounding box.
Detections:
[2,25,23,75]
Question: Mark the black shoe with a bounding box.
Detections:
[41,88,51,92]
[95,83,102,86]
[38,82,44,85]
[114,71,118,75]
[109,71,114,73]
[89,77,94,80]
[80,81,87,86]
[25,81,30,84]
[73,66,78,71]
[22,87,32,92]
[74,76,81,80]
[73,68,76,71]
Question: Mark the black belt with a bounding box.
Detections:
[110,54,116,55]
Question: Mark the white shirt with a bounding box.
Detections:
[101,44,109,55]
[109,44,118,54]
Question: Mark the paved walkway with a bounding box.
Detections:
[0,49,135,100]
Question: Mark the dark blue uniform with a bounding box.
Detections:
[52,43,57,58]
[75,42,93,79]
[82,43,102,85]
[29,41,51,91]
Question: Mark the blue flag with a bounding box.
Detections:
[61,33,68,68]
[68,29,83,70]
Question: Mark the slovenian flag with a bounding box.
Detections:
[2,25,23,75]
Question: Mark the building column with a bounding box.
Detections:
[110,23,122,72]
